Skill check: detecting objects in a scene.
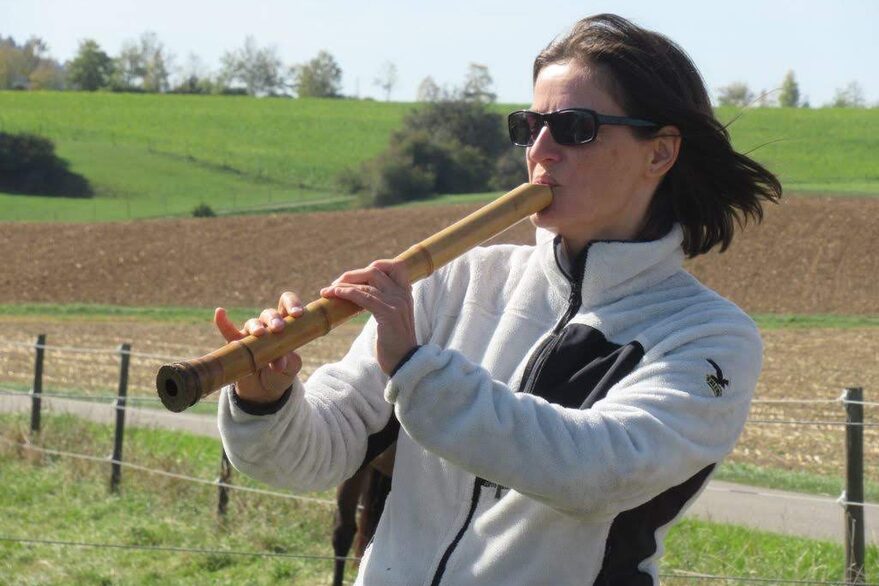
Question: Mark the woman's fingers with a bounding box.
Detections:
[327,283,388,314]
[267,351,302,375]
[244,317,267,336]
[331,260,410,291]
[215,295,306,403]
[260,308,286,333]
[214,307,245,342]
[370,259,411,290]
[278,291,305,318]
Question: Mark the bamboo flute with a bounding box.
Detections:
[156,182,553,412]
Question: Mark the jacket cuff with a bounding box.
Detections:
[390,345,422,378]
[231,384,293,416]
[385,344,447,404]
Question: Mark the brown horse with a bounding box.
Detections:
[331,445,396,586]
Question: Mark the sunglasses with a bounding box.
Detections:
[508,108,658,147]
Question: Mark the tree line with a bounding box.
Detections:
[2,33,874,107]
[1,33,350,98]
[716,70,870,109]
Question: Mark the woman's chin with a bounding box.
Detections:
[530,208,560,232]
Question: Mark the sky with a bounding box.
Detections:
[2,0,877,106]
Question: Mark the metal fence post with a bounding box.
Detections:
[110,343,131,494]
[30,334,46,434]
[218,448,232,518]
[844,387,865,585]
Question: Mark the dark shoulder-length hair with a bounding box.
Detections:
[533,14,782,257]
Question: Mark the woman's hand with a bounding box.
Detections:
[213,291,305,404]
[320,259,417,375]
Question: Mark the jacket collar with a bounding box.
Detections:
[537,225,685,308]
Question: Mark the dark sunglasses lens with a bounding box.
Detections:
[551,111,596,145]
[509,112,539,146]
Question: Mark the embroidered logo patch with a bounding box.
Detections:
[706,359,729,397]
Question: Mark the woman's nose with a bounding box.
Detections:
[527,124,561,165]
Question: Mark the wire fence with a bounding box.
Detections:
[1,334,875,584]
[1,533,877,586]
[0,536,357,562]
[3,386,876,420]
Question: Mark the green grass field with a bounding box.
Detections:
[4,303,879,330]
[0,92,876,222]
[1,413,875,585]
[0,92,404,221]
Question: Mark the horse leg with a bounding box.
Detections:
[354,469,393,558]
[332,468,369,586]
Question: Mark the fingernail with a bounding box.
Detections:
[292,305,303,315]
[271,317,284,329]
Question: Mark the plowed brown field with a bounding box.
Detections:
[1,196,877,478]
[1,196,876,313]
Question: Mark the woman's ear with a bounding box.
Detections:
[647,126,681,177]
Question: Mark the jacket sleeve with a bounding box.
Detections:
[385,319,762,521]
[217,317,391,492]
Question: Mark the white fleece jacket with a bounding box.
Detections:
[218,225,762,585]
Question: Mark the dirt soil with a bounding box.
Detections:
[0,196,876,314]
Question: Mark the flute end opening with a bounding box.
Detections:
[156,363,202,413]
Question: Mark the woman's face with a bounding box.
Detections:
[527,61,661,255]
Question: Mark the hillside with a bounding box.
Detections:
[0,195,876,315]
[0,92,877,222]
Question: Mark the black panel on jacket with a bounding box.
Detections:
[356,414,400,474]
[593,464,716,585]
[529,324,645,409]
[523,321,714,585]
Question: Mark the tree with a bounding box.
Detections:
[0,35,64,90]
[716,81,753,107]
[373,61,397,101]
[172,53,214,94]
[109,32,172,92]
[110,40,144,90]
[293,50,342,98]
[461,63,496,103]
[778,70,800,108]
[0,37,29,89]
[416,76,441,102]
[830,81,865,108]
[220,37,285,96]
[29,60,66,90]
[67,39,114,91]
[140,32,173,93]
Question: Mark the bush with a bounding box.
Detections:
[335,166,368,194]
[367,159,435,207]
[0,132,93,197]
[402,100,507,159]
[191,203,216,217]
[340,98,514,206]
[490,147,529,191]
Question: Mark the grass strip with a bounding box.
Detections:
[2,303,877,330]
[716,461,879,503]
[753,313,879,329]
[0,303,373,325]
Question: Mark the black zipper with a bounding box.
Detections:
[520,241,588,396]
[428,241,590,586]
[429,477,484,586]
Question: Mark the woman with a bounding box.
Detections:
[216,14,781,585]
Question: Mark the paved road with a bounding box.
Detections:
[2,394,876,546]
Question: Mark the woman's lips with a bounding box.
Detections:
[532,177,558,187]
